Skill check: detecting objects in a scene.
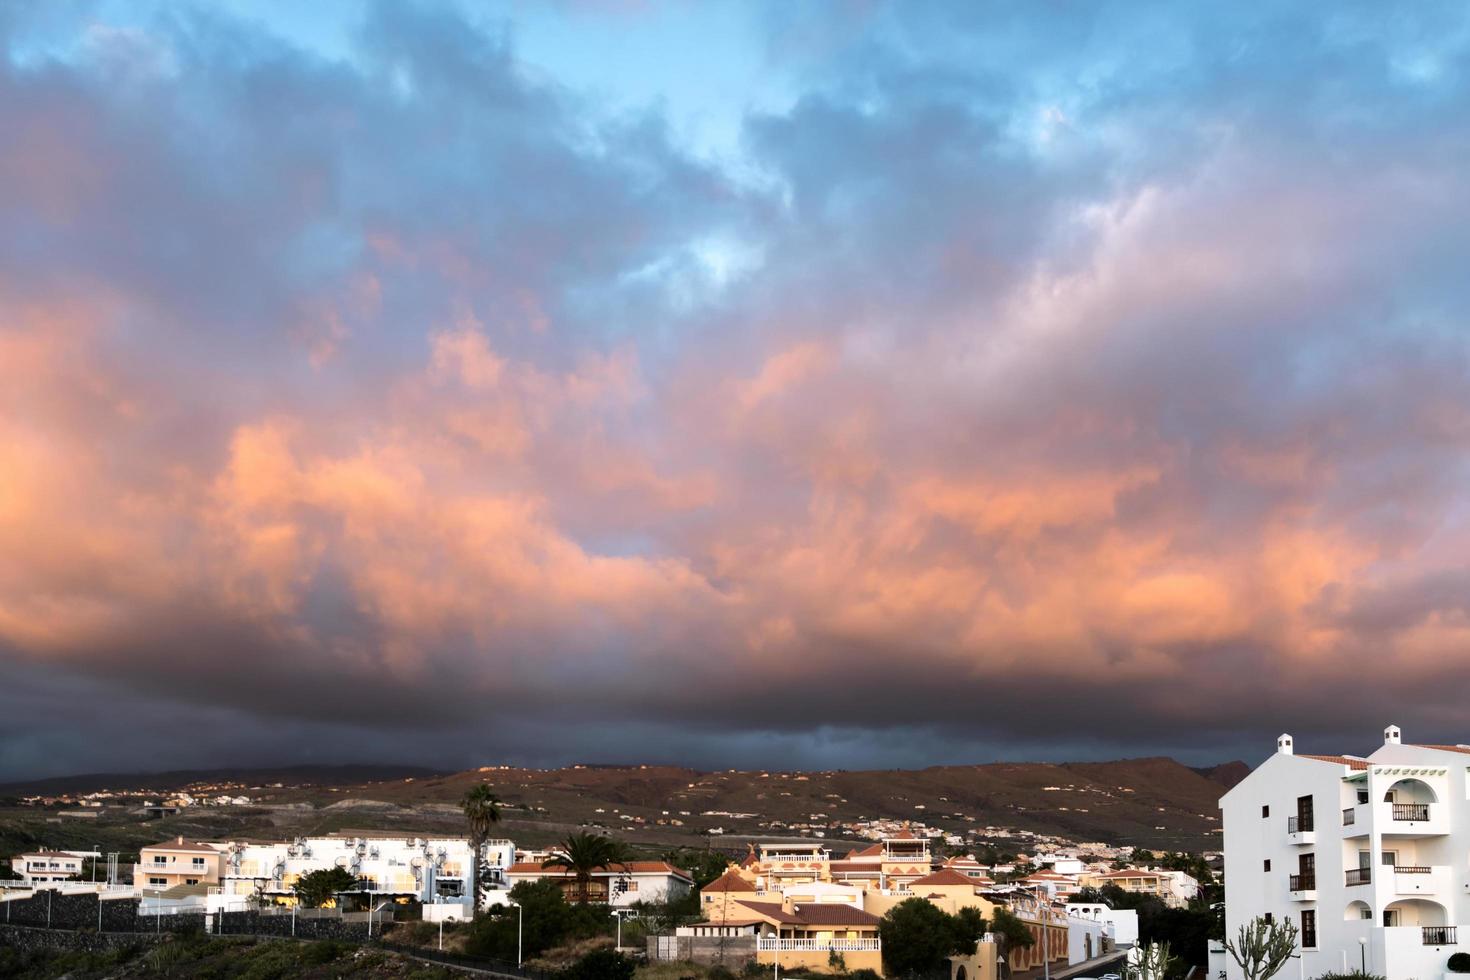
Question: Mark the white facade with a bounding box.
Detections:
[504,860,694,907]
[1221,727,1470,980]
[9,851,85,887]
[1069,903,1139,948]
[211,835,514,911]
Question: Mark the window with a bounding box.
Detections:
[1358,789,1370,804]
[186,878,199,885]
[191,858,205,868]
[1263,860,1272,872]
[149,877,167,887]
[1262,805,1271,818]
[1301,910,1317,948]
[1264,913,1274,924]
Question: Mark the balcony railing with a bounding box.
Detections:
[1288,873,1316,891]
[1287,816,1314,833]
[757,938,881,952]
[1345,868,1372,886]
[1422,927,1457,946]
[1393,803,1430,822]
[1396,865,1432,874]
[1343,807,1356,826]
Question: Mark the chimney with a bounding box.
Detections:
[1384,725,1402,745]
[1277,734,1294,755]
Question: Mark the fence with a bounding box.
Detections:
[373,938,555,979]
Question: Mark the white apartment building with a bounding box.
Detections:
[1218,726,1470,980]
[208,834,515,914]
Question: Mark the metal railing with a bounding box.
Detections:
[1288,873,1316,891]
[1287,816,1314,833]
[1422,927,1457,946]
[1345,868,1372,886]
[1343,807,1356,825]
[757,938,881,951]
[1392,803,1430,821]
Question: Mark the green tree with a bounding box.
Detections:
[464,880,613,961]
[953,906,989,951]
[294,866,361,908]
[989,905,1036,975]
[541,832,630,905]
[878,897,975,978]
[460,783,503,913]
[661,847,732,888]
[1224,916,1299,980]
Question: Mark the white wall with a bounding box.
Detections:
[1221,731,1470,980]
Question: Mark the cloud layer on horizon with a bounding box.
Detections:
[3,1,1470,779]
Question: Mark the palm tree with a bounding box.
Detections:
[460,783,503,913]
[542,832,630,904]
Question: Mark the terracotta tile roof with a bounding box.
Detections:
[828,861,880,874]
[789,903,882,926]
[886,828,919,840]
[910,868,980,888]
[1415,745,1470,756]
[18,851,83,859]
[1299,754,1370,771]
[1098,869,1160,879]
[143,838,221,854]
[735,900,881,927]
[703,869,757,893]
[732,900,803,925]
[846,843,885,859]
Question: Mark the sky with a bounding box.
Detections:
[2,1,1470,781]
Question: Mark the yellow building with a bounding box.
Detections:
[735,898,884,976]
[134,838,225,893]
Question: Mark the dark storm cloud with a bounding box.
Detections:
[2,1,1470,779]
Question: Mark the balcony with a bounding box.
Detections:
[1422,926,1457,947]
[1394,866,1451,897]
[1346,868,1372,887]
[1288,873,1317,901]
[1286,815,1316,846]
[1340,801,1447,837]
[757,939,881,952]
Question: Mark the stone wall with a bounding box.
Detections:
[0,923,164,955]
[648,934,757,966]
[215,909,382,941]
[0,890,139,931]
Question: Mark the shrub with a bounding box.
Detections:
[1451,954,1470,974]
[849,970,882,980]
[559,948,636,980]
[1313,973,1387,980]
[301,940,347,965]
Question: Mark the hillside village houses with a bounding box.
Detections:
[674,830,1142,977]
[1213,726,1470,980]
[4,820,1184,977]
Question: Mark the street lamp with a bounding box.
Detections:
[505,900,523,965]
[1358,937,1368,974]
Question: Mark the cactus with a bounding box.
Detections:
[1131,942,1176,980]
[1224,916,1300,980]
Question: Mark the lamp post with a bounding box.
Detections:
[1359,936,1368,974]
[506,900,523,965]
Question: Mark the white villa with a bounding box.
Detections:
[1216,726,1470,980]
